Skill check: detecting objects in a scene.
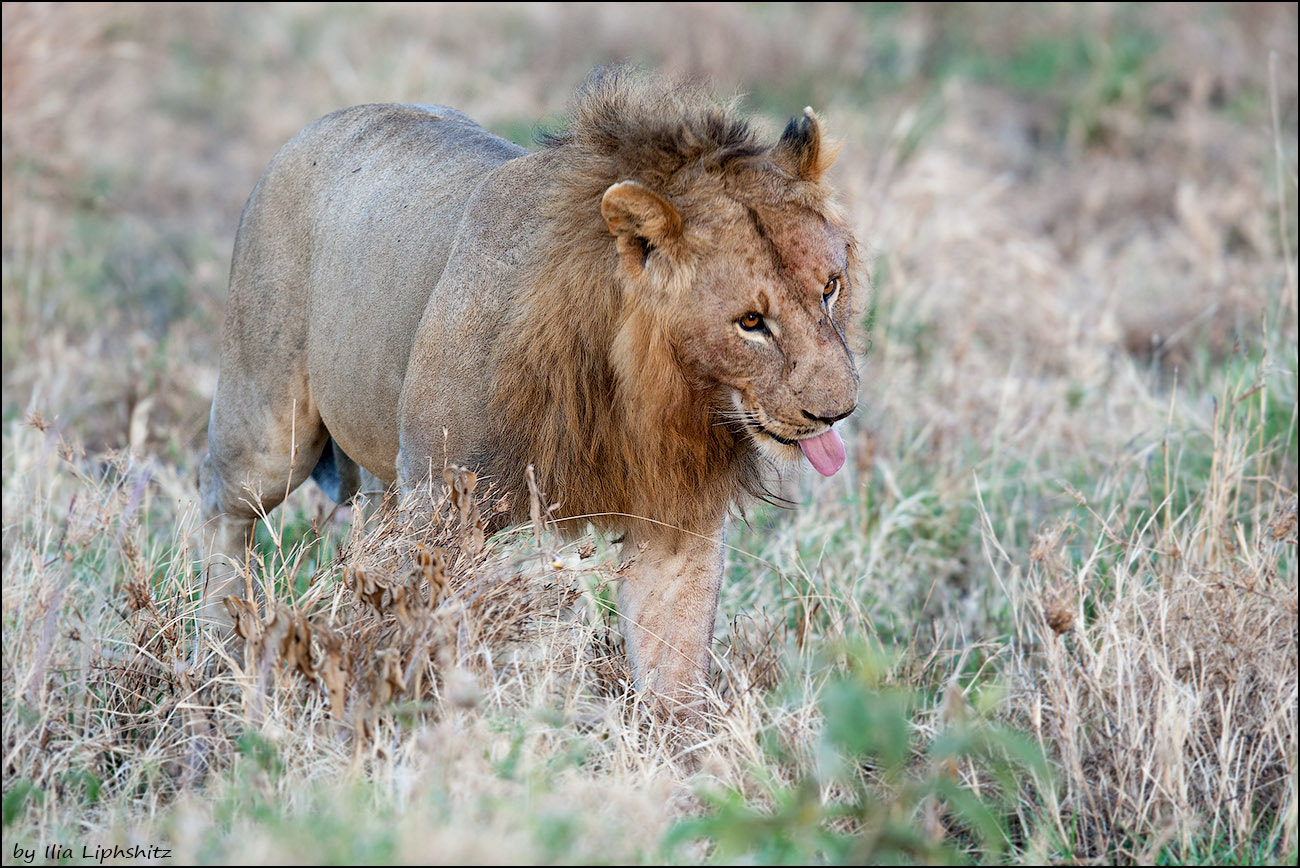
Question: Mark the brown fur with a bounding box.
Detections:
[199,67,862,718]
[487,70,858,537]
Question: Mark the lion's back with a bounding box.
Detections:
[222,103,530,480]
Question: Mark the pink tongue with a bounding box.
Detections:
[799,428,846,477]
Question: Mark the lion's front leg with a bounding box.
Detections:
[617,525,724,721]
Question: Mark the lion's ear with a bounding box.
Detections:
[773,107,842,181]
[601,180,683,274]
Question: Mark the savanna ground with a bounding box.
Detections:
[2,3,1296,864]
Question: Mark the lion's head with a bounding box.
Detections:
[492,68,864,534]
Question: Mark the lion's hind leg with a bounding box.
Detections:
[197,376,329,628]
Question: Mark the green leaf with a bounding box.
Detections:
[2,780,44,828]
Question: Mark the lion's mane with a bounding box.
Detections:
[487,68,841,536]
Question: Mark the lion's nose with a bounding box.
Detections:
[801,406,855,425]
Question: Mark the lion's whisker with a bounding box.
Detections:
[200,66,860,723]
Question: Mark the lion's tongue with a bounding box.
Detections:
[799,428,846,477]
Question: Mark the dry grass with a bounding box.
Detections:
[992,365,1298,860]
[3,2,1297,864]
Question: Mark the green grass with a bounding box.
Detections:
[667,646,1052,865]
[3,2,1297,865]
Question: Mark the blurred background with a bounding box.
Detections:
[2,2,1295,464]
[2,5,1296,862]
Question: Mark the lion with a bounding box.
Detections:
[199,68,861,718]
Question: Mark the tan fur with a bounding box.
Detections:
[200,68,862,717]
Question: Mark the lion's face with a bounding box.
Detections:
[599,108,860,477]
[674,202,859,475]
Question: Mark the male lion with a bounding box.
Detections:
[200,68,860,718]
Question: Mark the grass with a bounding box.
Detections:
[3,2,1297,865]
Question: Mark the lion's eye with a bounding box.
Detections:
[823,276,840,301]
[738,312,765,331]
